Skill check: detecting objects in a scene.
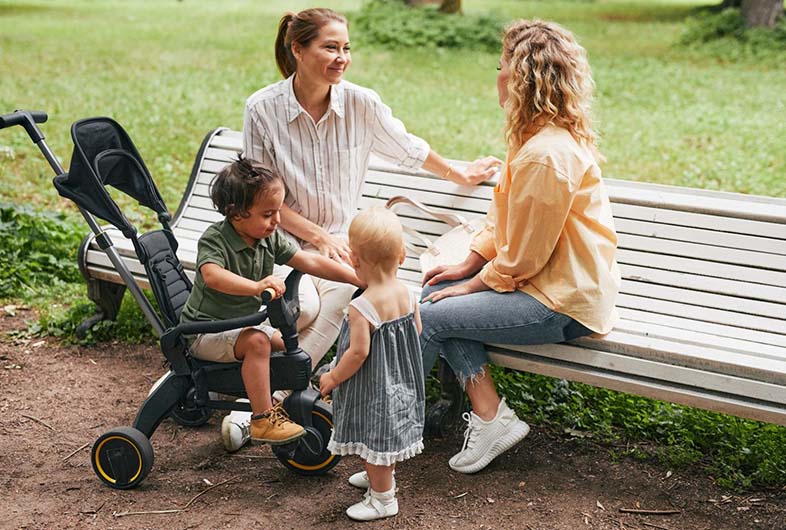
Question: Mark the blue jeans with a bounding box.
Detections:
[419,280,592,386]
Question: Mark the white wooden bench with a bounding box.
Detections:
[79,128,786,426]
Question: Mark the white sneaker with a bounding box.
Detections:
[272,389,291,404]
[346,488,399,521]
[221,399,252,453]
[348,470,396,490]
[448,398,530,474]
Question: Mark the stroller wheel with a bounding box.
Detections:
[273,400,340,476]
[91,427,154,489]
[168,389,215,427]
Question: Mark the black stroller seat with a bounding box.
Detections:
[51,117,338,489]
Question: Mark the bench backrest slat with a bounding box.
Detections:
[161,129,785,346]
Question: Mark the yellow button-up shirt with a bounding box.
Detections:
[470,125,621,334]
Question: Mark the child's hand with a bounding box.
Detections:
[319,371,338,396]
[257,275,286,300]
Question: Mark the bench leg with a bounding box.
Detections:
[76,278,126,339]
[425,359,468,438]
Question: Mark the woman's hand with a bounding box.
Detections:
[423,251,487,286]
[422,274,489,303]
[257,275,286,300]
[455,156,503,186]
[313,231,352,264]
[319,371,338,396]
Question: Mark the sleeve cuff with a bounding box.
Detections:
[469,225,496,261]
[479,261,517,292]
[399,135,430,170]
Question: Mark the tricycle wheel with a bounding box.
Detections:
[169,388,215,427]
[91,426,154,489]
[273,400,340,475]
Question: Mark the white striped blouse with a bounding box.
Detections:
[243,76,430,239]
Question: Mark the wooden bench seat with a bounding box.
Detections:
[80,128,786,426]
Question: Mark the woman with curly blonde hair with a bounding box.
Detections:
[419,20,621,474]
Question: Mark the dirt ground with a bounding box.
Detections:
[2,307,785,530]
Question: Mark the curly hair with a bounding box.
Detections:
[502,20,599,155]
[210,156,282,219]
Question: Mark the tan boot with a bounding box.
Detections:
[250,403,306,445]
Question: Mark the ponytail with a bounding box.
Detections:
[272,8,348,79]
[275,13,297,79]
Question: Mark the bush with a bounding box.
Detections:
[492,367,786,490]
[679,8,786,61]
[353,0,505,53]
[0,203,83,299]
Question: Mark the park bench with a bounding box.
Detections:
[79,127,786,427]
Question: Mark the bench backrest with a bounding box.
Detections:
[177,129,786,350]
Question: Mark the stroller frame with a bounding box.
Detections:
[0,110,339,489]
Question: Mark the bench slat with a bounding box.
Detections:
[490,341,786,404]
[622,280,786,320]
[619,264,786,305]
[617,249,786,288]
[608,319,786,362]
[617,293,785,335]
[612,203,786,241]
[487,347,786,426]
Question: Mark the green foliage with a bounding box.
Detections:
[492,367,786,490]
[680,8,786,61]
[353,0,505,53]
[34,289,157,345]
[0,203,83,299]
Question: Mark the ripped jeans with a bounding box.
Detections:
[419,280,592,387]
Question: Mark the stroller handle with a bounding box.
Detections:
[0,110,48,142]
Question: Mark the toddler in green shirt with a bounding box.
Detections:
[180,156,362,444]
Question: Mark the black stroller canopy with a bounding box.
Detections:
[54,117,169,238]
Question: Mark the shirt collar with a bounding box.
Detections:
[285,74,345,123]
[219,219,268,253]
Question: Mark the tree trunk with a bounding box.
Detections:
[740,0,783,27]
[438,0,462,14]
[721,0,742,7]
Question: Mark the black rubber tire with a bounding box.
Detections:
[91,426,154,489]
[273,400,340,476]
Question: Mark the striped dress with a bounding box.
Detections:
[327,294,425,466]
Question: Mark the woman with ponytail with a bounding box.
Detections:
[418,20,621,474]
[222,8,500,460]
[241,8,500,377]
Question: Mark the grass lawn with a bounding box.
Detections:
[1,0,785,489]
[1,0,784,215]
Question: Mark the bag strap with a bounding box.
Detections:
[385,195,469,228]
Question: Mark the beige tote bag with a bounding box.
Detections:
[385,195,486,279]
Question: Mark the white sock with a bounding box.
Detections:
[370,486,396,502]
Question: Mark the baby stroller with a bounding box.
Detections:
[0,110,339,489]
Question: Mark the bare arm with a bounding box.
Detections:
[200,263,285,299]
[422,151,502,186]
[319,307,371,395]
[286,250,364,288]
[279,204,352,264]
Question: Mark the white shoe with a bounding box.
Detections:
[448,398,530,474]
[221,399,252,453]
[346,488,399,521]
[272,389,291,404]
[348,470,396,490]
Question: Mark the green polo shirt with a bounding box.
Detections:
[180,219,298,323]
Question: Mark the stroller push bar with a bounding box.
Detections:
[0,109,166,336]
